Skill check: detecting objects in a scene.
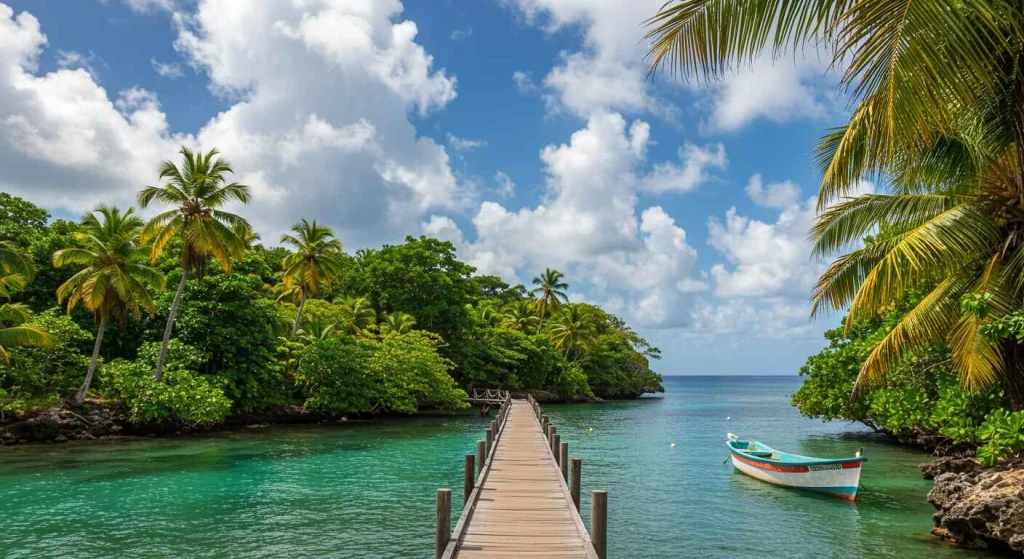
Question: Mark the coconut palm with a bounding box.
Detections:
[279,219,346,335]
[549,305,596,360]
[338,296,377,335]
[297,316,338,343]
[382,311,416,335]
[137,146,251,381]
[502,300,540,332]
[0,303,51,365]
[54,206,165,406]
[644,1,1024,407]
[0,241,34,299]
[530,268,569,332]
[472,301,501,327]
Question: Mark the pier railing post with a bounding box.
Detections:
[485,428,494,460]
[591,490,607,559]
[559,442,568,480]
[464,454,475,505]
[548,426,557,454]
[570,458,581,510]
[436,488,451,559]
[476,440,485,476]
[552,433,561,463]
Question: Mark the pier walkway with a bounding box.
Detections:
[437,398,602,559]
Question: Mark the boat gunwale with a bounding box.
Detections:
[726,439,866,467]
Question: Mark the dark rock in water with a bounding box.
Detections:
[928,460,1024,552]
[921,457,983,480]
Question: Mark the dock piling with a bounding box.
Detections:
[591,490,607,559]
[552,433,561,463]
[559,442,568,480]
[548,426,557,453]
[476,440,485,476]
[463,455,474,505]
[570,458,581,510]
[485,428,494,459]
[435,488,451,559]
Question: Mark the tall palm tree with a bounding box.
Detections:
[279,219,346,335]
[382,311,416,335]
[644,1,1024,408]
[137,146,251,381]
[530,268,569,332]
[502,300,540,332]
[0,303,51,365]
[549,305,596,360]
[472,301,501,327]
[54,206,165,406]
[338,296,377,335]
[296,316,338,343]
[0,240,34,299]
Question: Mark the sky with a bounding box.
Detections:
[0,0,864,375]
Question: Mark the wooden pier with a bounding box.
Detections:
[435,396,605,559]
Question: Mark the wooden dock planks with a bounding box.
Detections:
[446,400,598,559]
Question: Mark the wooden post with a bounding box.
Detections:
[464,454,475,505]
[477,440,485,476]
[549,426,557,453]
[436,488,451,559]
[485,428,494,460]
[591,490,607,559]
[570,458,581,510]
[559,442,569,481]
[552,433,561,463]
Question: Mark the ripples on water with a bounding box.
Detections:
[0,377,1001,558]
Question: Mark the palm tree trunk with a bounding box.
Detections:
[72,314,107,407]
[154,268,189,382]
[292,291,307,336]
[537,302,546,334]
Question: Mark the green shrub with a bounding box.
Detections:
[106,341,230,424]
[0,309,91,414]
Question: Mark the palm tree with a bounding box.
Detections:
[472,302,501,327]
[338,296,377,335]
[297,316,338,343]
[549,305,596,360]
[530,268,569,332]
[54,206,164,406]
[644,1,1024,408]
[502,300,540,332]
[279,219,346,335]
[0,241,34,299]
[0,303,51,365]
[137,146,251,381]
[382,311,416,334]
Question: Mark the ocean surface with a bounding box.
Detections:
[0,376,999,558]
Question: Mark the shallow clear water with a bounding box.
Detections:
[0,377,997,558]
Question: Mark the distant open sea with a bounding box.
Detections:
[0,376,999,558]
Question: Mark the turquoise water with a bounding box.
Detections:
[0,377,998,558]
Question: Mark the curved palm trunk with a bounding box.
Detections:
[154,268,188,382]
[536,301,547,334]
[291,290,307,336]
[73,314,107,407]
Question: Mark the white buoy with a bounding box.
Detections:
[726,416,731,420]
[670,443,676,448]
[588,427,593,432]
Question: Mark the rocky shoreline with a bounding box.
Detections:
[922,456,1024,553]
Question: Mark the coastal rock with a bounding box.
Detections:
[928,462,1024,552]
[921,457,983,480]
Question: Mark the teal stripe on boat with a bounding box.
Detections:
[809,486,858,495]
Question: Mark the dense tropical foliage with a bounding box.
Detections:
[0,180,662,425]
[646,0,1024,465]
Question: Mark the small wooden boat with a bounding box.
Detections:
[726,433,866,501]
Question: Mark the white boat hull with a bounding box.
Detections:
[730,451,863,501]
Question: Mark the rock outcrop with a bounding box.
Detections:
[927,459,1024,553]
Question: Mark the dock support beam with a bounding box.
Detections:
[477,440,485,476]
[559,442,569,480]
[464,454,475,505]
[485,428,494,460]
[570,458,581,510]
[436,488,451,559]
[591,490,607,559]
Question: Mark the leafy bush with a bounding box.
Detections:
[296,332,468,414]
[975,410,1024,466]
[106,341,230,424]
[0,309,91,414]
[552,362,592,399]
